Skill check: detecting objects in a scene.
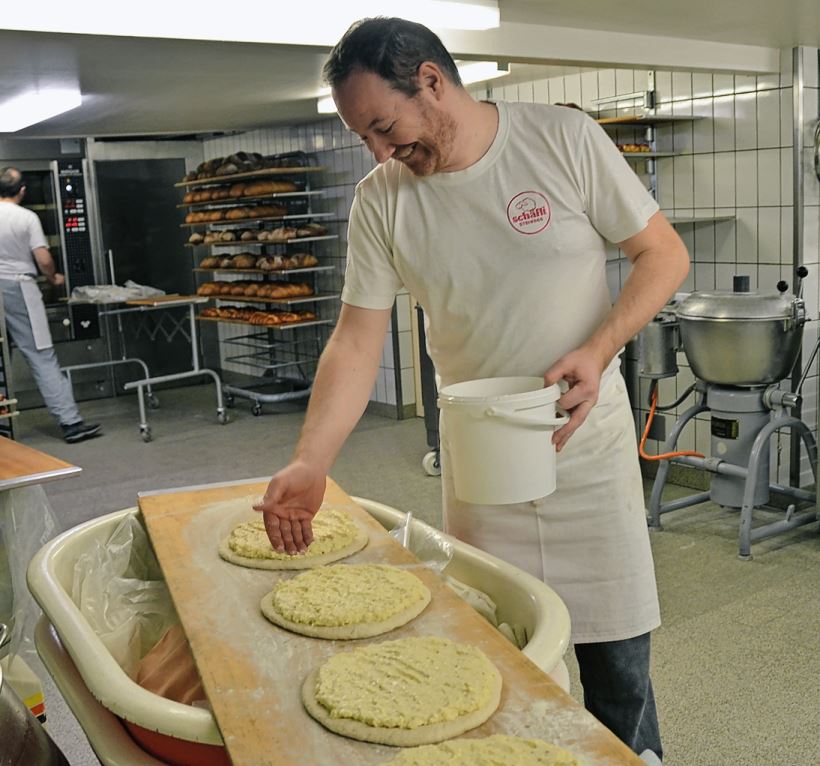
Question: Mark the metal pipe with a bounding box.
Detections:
[659,491,711,514]
[749,511,817,543]
[790,47,805,488]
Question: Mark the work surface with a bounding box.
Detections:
[0,436,80,492]
[139,478,645,766]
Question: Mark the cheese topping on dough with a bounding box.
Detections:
[270,564,429,626]
[314,637,497,729]
[383,735,582,765]
[227,507,357,560]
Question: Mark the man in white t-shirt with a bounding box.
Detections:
[255,19,689,759]
[0,167,101,443]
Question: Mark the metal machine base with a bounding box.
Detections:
[648,391,818,559]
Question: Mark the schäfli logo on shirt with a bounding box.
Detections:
[506,191,552,235]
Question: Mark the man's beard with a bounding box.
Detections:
[399,100,458,177]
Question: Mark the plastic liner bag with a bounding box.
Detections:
[0,484,59,665]
[70,280,166,304]
[71,512,177,679]
[388,510,529,649]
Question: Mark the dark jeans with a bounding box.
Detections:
[574,632,662,760]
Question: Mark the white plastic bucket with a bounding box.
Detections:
[438,377,568,505]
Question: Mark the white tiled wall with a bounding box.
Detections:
[484,47,820,488]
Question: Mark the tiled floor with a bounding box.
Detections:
[5,384,820,765]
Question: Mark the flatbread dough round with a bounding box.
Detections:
[260,564,431,639]
[382,735,583,765]
[302,636,502,746]
[219,507,367,570]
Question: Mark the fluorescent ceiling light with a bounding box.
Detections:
[0,89,82,132]
[317,96,338,114]
[456,61,510,85]
[316,61,508,113]
[2,0,499,44]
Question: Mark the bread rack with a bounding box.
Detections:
[178,151,340,416]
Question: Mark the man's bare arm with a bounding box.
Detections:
[32,246,64,286]
[254,302,392,552]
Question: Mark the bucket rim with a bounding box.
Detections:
[438,376,560,405]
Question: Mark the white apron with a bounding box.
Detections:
[0,273,53,350]
[442,372,661,644]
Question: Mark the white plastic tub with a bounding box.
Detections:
[28,500,571,765]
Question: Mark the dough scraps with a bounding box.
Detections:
[261,563,431,639]
[219,506,367,570]
[302,636,502,746]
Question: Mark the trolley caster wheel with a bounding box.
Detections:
[140,427,153,443]
[252,403,263,417]
[225,394,235,408]
[217,410,229,425]
[147,394,160,410]
[422,450,441,477]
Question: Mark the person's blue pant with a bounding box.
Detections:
[575,632,662,760]
[1,280,81,427]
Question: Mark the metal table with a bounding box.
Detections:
[63,296,226,441]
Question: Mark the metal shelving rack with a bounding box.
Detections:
[0,293,19,439]
[179,152,339,416]
[592,83,734,228]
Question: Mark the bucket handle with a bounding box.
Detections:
[484,406,569,430]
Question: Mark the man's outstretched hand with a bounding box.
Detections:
[253,461,327,554]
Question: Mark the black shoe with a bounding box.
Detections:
[62,421,102,444]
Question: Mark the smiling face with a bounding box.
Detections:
[333,67,458,177]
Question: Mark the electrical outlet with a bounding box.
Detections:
[645,412,666,442]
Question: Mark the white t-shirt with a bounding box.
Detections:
[341,101,659,389]
[0,202,47,277]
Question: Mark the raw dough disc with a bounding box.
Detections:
[302,636,502,746]
[219,506,367,570]
[381,734,583,765]
[261,564,431,639]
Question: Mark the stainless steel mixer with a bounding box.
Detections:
[639,271,818,559]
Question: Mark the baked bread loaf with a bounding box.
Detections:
[188,232,204,245]
[199,256,221,269]
[232,254,257,269]
[220,231,237,242]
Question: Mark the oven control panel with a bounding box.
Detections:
[56,161,99,339]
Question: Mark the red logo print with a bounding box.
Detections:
[506,191,551,235]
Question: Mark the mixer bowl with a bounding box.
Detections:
[678,316,803,385]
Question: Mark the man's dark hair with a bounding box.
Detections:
[323,17,462,97]
[0,167,24,198]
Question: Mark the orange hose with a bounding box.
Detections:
[639,385,705,461]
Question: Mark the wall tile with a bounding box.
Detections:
[401,367,416,407]
[654,70,672,102]
[693,154,715,208]
[757,71,780,90]
[615,69,635,96]
[779,47,794,87]
[692,73,713,99]
[716,262,738,287]
[564,73,582,106]
[384,369,397,406]
[673,154,695,208]
[756,89,781,148]
[533,79,549,104]
[757,207,782,264]
[598,69,617,100]
[692,98,714,153]
[694,261,715,290]
[672,72,693,101]
[735,74,757,94]
[802,47,819,88]
[734,92,758,150]
[581,71,599,108]
[693,221,716,262]
[757,148,781,206]
[713,74,735,96]
[804,147,820,205]
[672,100,694,153]
[713,152,736,207]
[736,207,759,262]
[657,157,675,209]
[548,77,565,104]
[735,151,759,207]
[713,95,736,152]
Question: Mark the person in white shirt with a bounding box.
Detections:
[0,167,101,443]
[254,19,689,760]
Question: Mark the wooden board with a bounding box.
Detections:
[139,478,646,766]
[125,295,207,307]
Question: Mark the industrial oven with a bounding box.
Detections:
[7,151,111,407]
